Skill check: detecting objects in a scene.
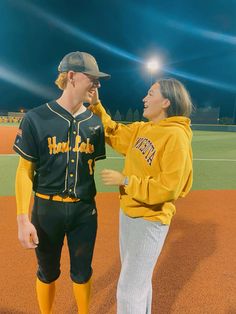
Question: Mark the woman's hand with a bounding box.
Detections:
[101,169,125,186]
[90,88,100,106]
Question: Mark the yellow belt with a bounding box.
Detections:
[35,192,80,203]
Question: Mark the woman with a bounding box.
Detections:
[90,78,193,314]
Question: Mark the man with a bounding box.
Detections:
[14,51,110,314]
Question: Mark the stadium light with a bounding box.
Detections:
[146,59,161,72]
[146,58,162,85]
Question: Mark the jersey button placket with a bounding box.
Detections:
[68,120,77,196]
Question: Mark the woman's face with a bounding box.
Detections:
[142,82,170,123]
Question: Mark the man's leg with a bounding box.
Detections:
[66,202,97,314]
[32,197,65,313]
[36,278,56,314]
[72,277,92,314]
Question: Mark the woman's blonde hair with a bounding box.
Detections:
[158,78,194,117]
[55,72,68,90]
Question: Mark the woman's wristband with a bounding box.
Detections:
[123,176,129,186]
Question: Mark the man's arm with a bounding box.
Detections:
[15,156,38,249]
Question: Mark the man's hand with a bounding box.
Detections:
[101,169,125,186]
[17,214,39,249]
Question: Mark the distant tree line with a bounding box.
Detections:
[107,108,143,122]
[1,106,235,125]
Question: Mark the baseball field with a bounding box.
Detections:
[0,124,236,314]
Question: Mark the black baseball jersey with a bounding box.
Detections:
[13,100,106,200]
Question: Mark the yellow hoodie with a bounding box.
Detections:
[91,102,193,225]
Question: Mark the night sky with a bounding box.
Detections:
[0,0,235,118]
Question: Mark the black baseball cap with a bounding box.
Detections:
[58,51,111,79]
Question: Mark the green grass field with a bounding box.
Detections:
[0,130,236,196]
[0,122,20,127]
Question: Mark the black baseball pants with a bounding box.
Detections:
[31,196,97,284]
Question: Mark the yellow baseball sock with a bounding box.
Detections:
[73,278,92,314]
[36,278,56,314]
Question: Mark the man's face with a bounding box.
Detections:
[69,72,101,103]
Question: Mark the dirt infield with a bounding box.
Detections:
[0,126,18,154]
[0,191,236,314]
[1,125,236,313]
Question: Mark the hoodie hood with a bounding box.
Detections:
[157,116,192,141]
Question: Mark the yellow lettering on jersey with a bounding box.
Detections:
[84,138,94,154]
[78,138,94,154]
[48,136,94,155]
[48,137,70,155]
[48,136,57,155]
[73,135,82,152]
[61,141,70,153]
[87,159,94,175]
[57,142,62,153]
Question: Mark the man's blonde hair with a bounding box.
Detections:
[158,78,194,117]
[55,72,68,90]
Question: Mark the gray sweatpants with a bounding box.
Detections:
[117,210,169,314]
